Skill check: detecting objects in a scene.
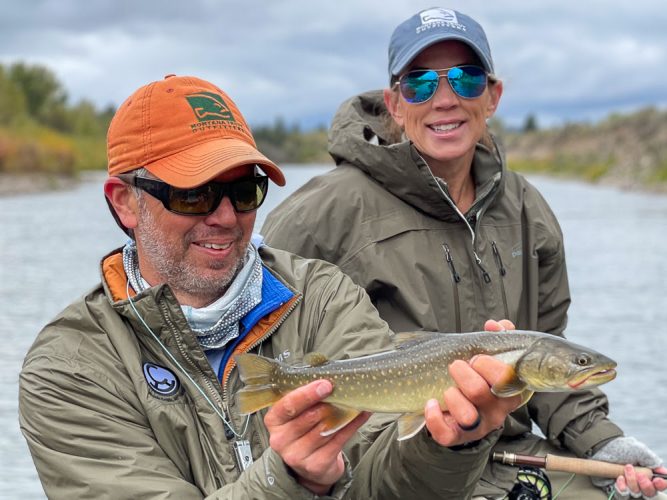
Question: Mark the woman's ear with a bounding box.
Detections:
[485,80,503,118]
[383,88,405,127]
[104,177,139,231]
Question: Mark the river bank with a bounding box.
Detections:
[0,171,107,197]
[0,173,76,196]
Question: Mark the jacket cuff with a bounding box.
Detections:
[262,447,354,499]
[413,426,502,469]
[566,419,624,457]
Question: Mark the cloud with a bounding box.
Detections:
[1,0,666,128]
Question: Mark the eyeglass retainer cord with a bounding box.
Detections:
[125,280,251,439]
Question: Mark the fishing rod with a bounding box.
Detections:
[493,451,667,480]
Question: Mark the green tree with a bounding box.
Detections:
[70,99,103,136]
[522,114,538,132]
[8,62,68,128]
[0,65,28,124]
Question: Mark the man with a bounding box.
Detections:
[19,74,520,499]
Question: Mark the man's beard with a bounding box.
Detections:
[134,197,245,302]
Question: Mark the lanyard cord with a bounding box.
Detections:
[125,280,250,439]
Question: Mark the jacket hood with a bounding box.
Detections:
[327,89,506,221]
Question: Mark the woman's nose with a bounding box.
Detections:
[430,76,459,109]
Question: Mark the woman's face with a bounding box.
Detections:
[384,40,502,172]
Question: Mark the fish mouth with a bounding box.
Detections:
[568,367,617,389]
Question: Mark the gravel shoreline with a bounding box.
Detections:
[0,171,106,197]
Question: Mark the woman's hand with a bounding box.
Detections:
[425,318,520,447]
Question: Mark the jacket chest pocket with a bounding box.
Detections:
[357,215,471,332]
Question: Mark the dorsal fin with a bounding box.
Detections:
[393,331,441,349]
[303,352,329,367]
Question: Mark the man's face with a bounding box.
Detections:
[133,165,257,307]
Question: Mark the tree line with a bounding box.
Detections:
[0,62,114,175]
[0,62,332,176]
[2,61,665,192]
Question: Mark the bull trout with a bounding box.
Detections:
[235,330,616,441]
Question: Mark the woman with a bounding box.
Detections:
[262,8,666,499]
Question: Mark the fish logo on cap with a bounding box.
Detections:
[186,92,236,122]
[417,8,466,33]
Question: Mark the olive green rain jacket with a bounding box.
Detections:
[19,245,497,499]
[261,90,624,494]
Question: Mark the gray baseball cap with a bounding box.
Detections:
[388,8,494,80]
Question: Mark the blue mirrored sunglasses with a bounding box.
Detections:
[396,65,488,103]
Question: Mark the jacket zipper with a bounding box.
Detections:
[222,294,303,453]
[159,300,227,413]
[491,241,509,319]
[442,244,462,332]
[425,164,496,285]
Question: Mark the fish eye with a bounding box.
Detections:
[576,353,591,366]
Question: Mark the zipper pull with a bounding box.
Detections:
[442,244,461,283]
[491,241,506,276]
[473,252,492,284]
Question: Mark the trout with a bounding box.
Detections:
[235,330,616,440]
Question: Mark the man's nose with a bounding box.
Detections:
[203,196,238,226]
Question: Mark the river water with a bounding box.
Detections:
[1,166,666,498]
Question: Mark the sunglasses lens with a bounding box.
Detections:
[231,178,268,212]
[168,185,217,214]
[399,70,439,103]
[134,176,269,215]
[399,66,487,103]
[447,66,487,99]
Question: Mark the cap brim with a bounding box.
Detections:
[144,137,286,188]
[391,33,493,77]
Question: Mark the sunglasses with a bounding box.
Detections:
[396,65,488,104]
[118,174,269,215]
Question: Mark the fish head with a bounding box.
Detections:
[515,337,617,392]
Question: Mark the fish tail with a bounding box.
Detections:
[235,353,282,414]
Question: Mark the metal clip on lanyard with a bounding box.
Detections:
[233,440,254,471]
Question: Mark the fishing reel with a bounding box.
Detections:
[507,466,552,500]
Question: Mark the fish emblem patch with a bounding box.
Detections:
[143,362,180,397]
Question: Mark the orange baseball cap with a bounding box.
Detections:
[107,74,285,188]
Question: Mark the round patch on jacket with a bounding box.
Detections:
[143,362,180,397]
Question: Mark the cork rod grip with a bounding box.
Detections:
[546,454,655,479]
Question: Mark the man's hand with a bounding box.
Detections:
[264,380,370,495]
[425,318,522,447]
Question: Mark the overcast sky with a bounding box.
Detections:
[1,0,666,129]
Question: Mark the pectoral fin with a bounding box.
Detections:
[396,413,426,441]
[490,367,527,397]
[319,405,362,437]
[517,389,534,408]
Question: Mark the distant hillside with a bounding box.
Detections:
[500,107,667,191]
